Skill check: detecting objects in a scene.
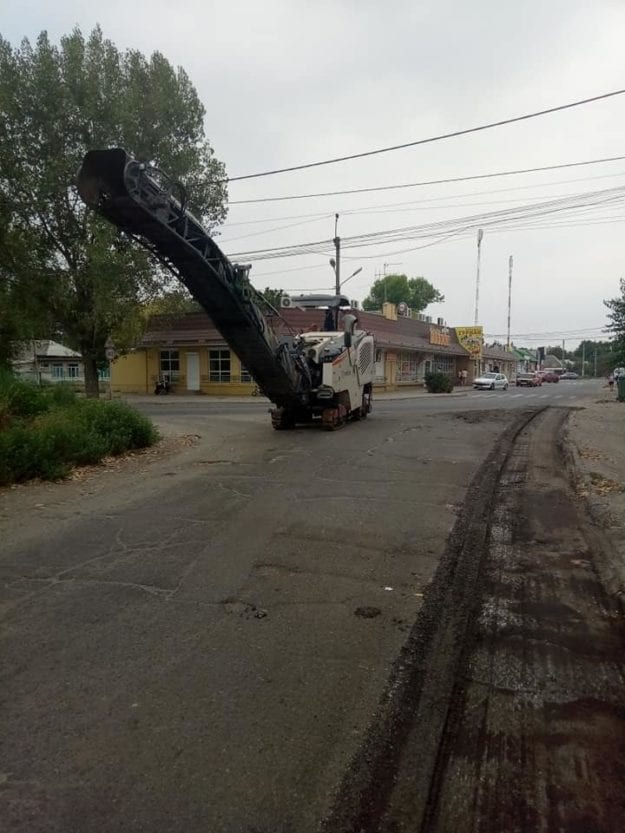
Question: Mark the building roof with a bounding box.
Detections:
[483,343,517,361]
[544,353,564,368]
[13,340,82,363]
[142,308,477,358]
[511,345,537,361]
[141,307,518,366]
[141,312,225,347]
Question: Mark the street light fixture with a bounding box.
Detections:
[340,267,362,290]
[330,262,362,292]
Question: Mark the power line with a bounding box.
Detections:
[227,184,625,261]
[226,89,625,182]
[222,169,625,237]
[486,326,606,338]
[229,154,625,204]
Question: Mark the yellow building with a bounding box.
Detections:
[111,306,514,396]
[111,313,256,395]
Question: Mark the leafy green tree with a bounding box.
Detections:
[605,279,625,368]
[573,340,614,377]
[545,345,564,360]
[110,288,203,354]
[260,287,285,309]
[362,274,444,312]
[0,197,56,366]
[0,27,227,395]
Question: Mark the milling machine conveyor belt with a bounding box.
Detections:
[77,148,306,409]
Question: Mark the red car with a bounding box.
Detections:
[538,370,560,383]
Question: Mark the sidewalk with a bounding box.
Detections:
[567,387,625,597]
[122,387,470,405]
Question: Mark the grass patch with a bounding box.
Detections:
[0,373,159,486]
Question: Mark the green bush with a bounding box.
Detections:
[424,371,454,393]
[74,400,158,455]
[45,383,78,408]
[0,372,50,419]
[0,396,159,486]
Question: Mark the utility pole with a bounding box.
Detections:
[581,342,586,377]
[333,213,340,295]
[594,347,598,377]
[506,254,513,350]
[474,229,484,326]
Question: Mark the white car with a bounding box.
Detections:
[473,372,509,390]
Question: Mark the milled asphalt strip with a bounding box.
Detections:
[419,407,625,832]
[321,407,547,833]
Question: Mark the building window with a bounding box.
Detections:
[160,350,180,380]
[52,364,64,379]
[433,356,456,375]
[67,363,80,379]
[397,351,419,382]
[209,349,231,382]
[98,366,110,381]
[240,365,252,383]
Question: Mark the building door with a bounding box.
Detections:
[186,352,200,391]
[375,349,385,382]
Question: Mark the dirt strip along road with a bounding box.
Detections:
[325,407,625,833]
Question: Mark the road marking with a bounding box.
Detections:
[539,394,548,398]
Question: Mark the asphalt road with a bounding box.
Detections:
[131,378,600,423]
[0,378,604,832]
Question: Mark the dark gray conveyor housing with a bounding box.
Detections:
[77,148,308,409]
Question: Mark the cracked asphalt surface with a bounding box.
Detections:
[0,382,603,832]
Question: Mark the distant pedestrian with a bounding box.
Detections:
[458,371,463,386]
[461,369,468,386]
[608,373,615,391]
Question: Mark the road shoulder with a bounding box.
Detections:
[566,393,625,598]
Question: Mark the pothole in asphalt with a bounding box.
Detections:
[354,606,382,619]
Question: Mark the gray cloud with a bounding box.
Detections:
[2,0,625,343]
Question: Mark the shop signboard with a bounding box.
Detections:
[429,327,450,347]
[455,326,483,358]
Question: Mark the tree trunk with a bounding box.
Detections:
[83,352,100,398]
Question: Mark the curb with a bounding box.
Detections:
[122,391,471,405]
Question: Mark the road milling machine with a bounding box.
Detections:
[77,149,375,430]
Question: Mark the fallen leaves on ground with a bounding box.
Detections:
[589,471,625,495]
[579,448,607,461]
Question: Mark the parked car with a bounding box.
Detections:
[474,372,509,390]
[560,371,579,380]
[539,370,560,383]
[516,372,542,387]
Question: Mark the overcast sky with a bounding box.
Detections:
[3,0,625,347]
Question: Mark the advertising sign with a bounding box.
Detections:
[455,326,484,357]
[429,327,450,347]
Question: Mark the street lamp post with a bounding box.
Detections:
[104,336,116,400]
[474,229,484,326]
[332,213,340,294]
[506,255,513,351]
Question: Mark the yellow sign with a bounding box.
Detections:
[455,326,483,357]
[429,327,450,347]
